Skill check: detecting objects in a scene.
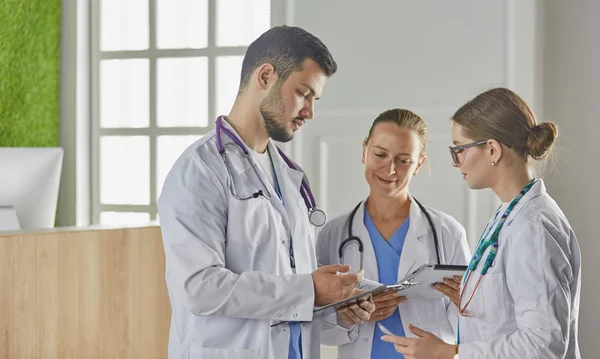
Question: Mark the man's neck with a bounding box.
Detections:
[226,102,270,154]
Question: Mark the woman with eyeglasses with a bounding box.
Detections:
[381,87,582,359]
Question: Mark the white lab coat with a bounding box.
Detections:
[158,119,321,359]
[457,179,581,359]
[316,198,472,359]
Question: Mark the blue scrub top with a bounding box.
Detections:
[269,153,303,359]
[364,210,410,359]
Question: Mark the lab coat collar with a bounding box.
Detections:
[214,118,254,174]
[407,194,429,239]
[267,140,304,193]
[215,119,304,191]
[397,195,429,280]
[351,199,380,283]
[505,178,546,226]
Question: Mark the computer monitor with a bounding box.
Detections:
[0,147,64,230]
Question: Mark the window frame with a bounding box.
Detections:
[88,0,286,224]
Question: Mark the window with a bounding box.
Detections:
[91,0,272,225]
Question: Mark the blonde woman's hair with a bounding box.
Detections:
[365,108,428,158]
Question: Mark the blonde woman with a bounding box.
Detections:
[317,108,471,359]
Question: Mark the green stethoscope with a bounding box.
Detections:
[456,178,538,345]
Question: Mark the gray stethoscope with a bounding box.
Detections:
[338,197,442,269]
[215,116,327,227]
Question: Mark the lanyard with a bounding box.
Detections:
[467,179,536,276]
[457,178,537,344]
[268,149,296,271]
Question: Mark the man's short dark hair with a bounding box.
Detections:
[239,25,337,90]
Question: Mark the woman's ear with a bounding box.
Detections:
[413,155,426,176]
[361,140,367,164]
[487,139,503,165]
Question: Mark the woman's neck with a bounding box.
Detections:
[365,192,411,222]
[492,167,533,203]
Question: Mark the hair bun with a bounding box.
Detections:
[527,122,558,160]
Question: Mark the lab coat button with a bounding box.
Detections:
[293,313,298,318]
[363,338,369,342]
[283,328,288,332]
[277,314,282,318]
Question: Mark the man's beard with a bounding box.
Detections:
[259,84,293,143]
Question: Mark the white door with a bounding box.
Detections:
[281,1,539,357]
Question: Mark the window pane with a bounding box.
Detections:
[156,135,204,198]
[100,136,150,205]
[157,0,208,49]
[99,212,151,226]
[216,0,270,47]
[216,56,243,117]
[157,58,208,127]
[101,0,148,51]
[100,59,149,128]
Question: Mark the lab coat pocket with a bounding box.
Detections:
[191,347,260,358]
[480,273,508,329]
[229,197,274,249]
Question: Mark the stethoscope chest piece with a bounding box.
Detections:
[308,208,326,227]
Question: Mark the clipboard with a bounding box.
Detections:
[270,264,467,327]
[394,264,467,300]
[270,283,397,327]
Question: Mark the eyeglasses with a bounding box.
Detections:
[449,140,488,166]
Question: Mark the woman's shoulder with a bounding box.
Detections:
[419,204,464,229]
[502,192,576,250]
[319,204,360,235]
[507,192,570,228]
[415,203,466,241]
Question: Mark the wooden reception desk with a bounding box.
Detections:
[0,224,171,359]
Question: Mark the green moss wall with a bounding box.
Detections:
[0,0,61,147]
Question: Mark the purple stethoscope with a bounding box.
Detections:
[215,116,327,227]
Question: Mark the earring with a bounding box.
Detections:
[491,161,497,166]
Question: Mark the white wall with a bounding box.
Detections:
[288,0,539,250]
[543,1,600,358]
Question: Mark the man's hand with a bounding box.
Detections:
[335,288,376,326]
[381,323,458,359]
[312,264,363,307]
[367,291,407,322]
[337,296,376,326]
[433,276,462,307]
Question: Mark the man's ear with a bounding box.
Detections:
[255,63,278,91]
